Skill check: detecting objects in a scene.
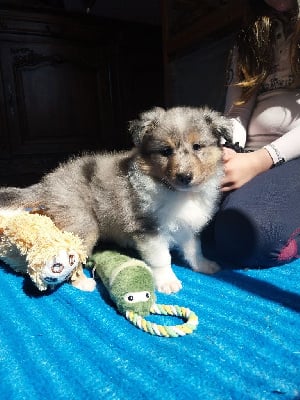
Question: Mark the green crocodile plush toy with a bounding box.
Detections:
[89,250,155,317]
[88,250,199,338]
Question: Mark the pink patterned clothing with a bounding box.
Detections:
[225,19,300,165]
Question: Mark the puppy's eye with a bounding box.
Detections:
[160,147,173,157]
[192,143,203,151]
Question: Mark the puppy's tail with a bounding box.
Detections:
[0,184,43,210]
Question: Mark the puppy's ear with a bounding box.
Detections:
[203,108,233,145]
[129,107,165,146]
[213,124,233,145]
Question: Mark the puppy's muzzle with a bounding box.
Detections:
[176,172,193,186]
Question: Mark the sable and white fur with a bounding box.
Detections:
[0,106,232,293]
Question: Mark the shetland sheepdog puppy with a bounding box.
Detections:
[0,107,232,293]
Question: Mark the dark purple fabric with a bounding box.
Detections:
[202,157,300,268]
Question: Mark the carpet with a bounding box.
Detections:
[0,257,299,400]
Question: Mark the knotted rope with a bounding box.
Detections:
[126,304,198,337]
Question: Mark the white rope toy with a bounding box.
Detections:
[126,304,199,337]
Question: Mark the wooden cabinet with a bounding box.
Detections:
[0,10,164,186]
[0,41,114,155]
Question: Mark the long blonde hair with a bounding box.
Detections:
[234,0,300,104]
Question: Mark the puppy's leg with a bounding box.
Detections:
[180,234,220,274]
[68,226,99,292]
[135,236,182,294]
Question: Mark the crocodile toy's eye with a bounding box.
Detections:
[127,295,134,302]
[124,291,152,303]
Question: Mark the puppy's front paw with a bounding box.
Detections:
[152,267,182,294]
[72,276,96,292]
[70,267,96,292]
[192,259,220,274]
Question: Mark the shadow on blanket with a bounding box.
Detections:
[215,270,300,312]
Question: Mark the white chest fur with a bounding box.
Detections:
[154,187,217,234]
[130,168,221,236]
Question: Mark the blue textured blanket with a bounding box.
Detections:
[0,258,299,400]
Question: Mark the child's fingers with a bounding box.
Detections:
[222,147,236,161]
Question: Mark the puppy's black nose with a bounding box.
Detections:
[176,172,193,185]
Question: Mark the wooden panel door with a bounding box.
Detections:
[1,42,115,155]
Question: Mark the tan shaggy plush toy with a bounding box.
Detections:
[0,210,96,291]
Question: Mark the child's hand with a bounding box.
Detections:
[221,148,273,191]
